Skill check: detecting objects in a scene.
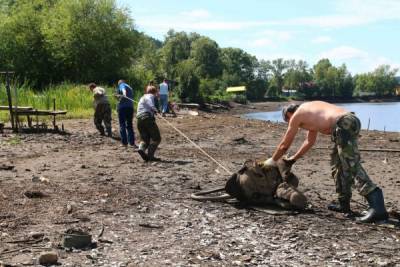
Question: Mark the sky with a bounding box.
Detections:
[117,0,400,75]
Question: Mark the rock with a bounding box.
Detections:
[38,252,58,266]
[62,229,92,249]
[24,190,45,198]
[39,176,50,183]
[30,232,45,239]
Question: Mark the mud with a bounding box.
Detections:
[1,102,400,266]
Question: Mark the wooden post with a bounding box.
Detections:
[367,118,370,132]
[53,98,56,129]
[4,72,15,131]
[13,80,19,132]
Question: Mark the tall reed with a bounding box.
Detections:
[0,82,140,122]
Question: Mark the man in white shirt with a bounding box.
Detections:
[88,83,112,137]
[159,78,169,117]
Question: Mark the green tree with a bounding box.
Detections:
[283,60,312,92]
[161,30,192,80]
[313,58,333,97]
[42,0,137,84]
[354,65,398,96]
[246,78,268,101]
[176,59,200,102]
[264,58,289,96]
[0,0,55,87]
[0,0,137,87]
[373,65,398,96]
[190,37,222,79]
[336,64,354,98]
[221,47,257,84]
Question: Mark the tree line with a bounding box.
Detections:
[0,0,398,103]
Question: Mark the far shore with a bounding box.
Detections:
[226,96,400,115]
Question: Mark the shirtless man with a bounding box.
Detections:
[264,101,388,223]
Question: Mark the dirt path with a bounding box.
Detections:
[1,106,400,266]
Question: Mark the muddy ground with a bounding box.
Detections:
[1,102,400,266]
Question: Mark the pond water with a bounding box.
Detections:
[244,102,400,132]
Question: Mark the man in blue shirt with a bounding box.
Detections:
[159,78,169,117]
[116,80,136,148]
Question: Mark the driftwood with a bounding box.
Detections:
[263,146,400,153]
[0,164,14,171]
[177,103,200,109]
[138,223,163,229]
[0,190,7,199]
[204,103,230,110]
[315,147,400,153]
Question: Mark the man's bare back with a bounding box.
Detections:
[268,101,349,162]
[290,101,348,135]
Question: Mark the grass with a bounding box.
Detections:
[0,82,140,122]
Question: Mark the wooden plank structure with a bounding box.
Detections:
[0,105,67,131]
[0,71,67,132]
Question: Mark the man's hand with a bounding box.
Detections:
[263,158,277,167]
[277,156,296,181]
[282,156,296,168]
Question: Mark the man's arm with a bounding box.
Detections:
[271,122,299,161]
[290,130,317,161]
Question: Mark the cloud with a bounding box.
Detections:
[336,0,400,21]
[133,0,400,36]
[249,30,293,48]
[364,56,400,73]
[319,46,368,60]
[312,36,332,44]
[256,52,305,62]
[251,38,274,47]
[137,16,264,33]
[180,9,211,19]
[318,47,400,74]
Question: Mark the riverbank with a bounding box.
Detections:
[1,107,399,266]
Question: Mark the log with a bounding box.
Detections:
[177,103,200,109]
[315,147,400,153]
[204,103,230,110]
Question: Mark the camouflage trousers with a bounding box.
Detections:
[94,103,112,135]
[330,113,377,200]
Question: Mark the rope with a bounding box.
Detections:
[117,94,233,175]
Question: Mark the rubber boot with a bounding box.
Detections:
[147,143,161,161]
[98,127,105,136]
[357,187,388,223]
[137,142,149,161]
[106,127,112,137]
[328,197,351,213]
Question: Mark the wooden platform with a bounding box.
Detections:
[0,105,33,111]
[0,105,67,131]
[15,109,67,116]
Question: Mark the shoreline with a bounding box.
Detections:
[1,110,400,265]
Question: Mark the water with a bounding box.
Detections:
[244,102,400,132]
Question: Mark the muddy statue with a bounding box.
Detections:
[192,158,307,210]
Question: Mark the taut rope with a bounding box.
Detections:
[118,94,233,175]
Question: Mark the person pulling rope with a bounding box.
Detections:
[116,93,232,174]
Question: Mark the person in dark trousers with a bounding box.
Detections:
[88,83,112,137]
[136,86,161,161]
[116,80,137,148]
[264,101,388,223]
[159,78,169,116]
[146,80,160,112]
